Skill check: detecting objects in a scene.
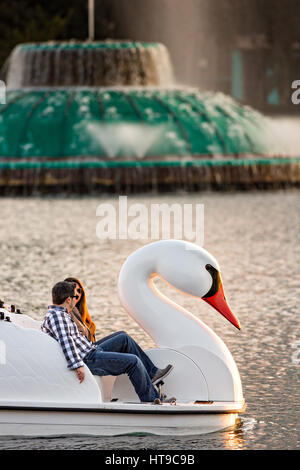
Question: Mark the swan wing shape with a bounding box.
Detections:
[0,316,101,407]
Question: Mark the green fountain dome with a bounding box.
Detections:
[0,88,277,160]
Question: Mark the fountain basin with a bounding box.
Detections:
[1,40,299,194]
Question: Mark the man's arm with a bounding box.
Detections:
[47,311,85,371]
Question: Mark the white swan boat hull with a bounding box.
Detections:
[0,240,246,437]
[0,401,245,437]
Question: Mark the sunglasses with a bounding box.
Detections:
[70,294,80,300]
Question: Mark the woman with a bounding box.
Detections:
[64,277,96,343]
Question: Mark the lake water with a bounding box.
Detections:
[0,190,299,449]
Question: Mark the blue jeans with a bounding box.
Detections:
[84,331,160,403]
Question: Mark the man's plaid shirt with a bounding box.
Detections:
[41,305,96,370]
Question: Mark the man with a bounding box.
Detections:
[41,281,174,403]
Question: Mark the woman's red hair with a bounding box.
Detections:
[64,277,96,342]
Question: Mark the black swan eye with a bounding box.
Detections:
[203,264,221,298]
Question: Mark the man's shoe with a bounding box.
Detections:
[153,396,177,405]
[152,364,174,386]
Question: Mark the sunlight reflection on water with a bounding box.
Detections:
[0,190,299,449]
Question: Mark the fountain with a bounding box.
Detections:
[6,41,174,88]
[0,40,299,194]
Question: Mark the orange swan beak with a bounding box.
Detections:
[203,279,241,330]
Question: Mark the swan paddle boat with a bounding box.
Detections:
[0,240,245,436]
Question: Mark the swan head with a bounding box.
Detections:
[154,240,241,330]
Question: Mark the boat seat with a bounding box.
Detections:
[5,311,117,403]
[0,319,102,406]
